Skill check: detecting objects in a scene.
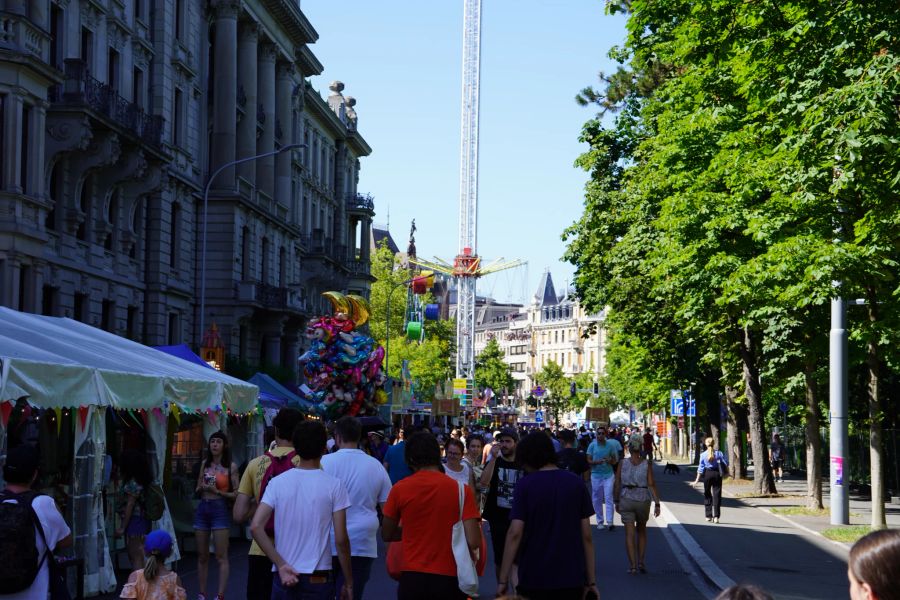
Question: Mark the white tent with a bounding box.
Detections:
[0,307,258,595]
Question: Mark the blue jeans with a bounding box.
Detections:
[271,573,335,600]
[332,556,374,600]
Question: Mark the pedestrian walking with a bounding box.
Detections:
[381,432,482,600]
[250,420,353,600]
[443,438,476,489]
[367,431,389,464]
[847,529,900,600]
[642,428,657,462]
[383,426,415,484]
[0,444,73,600]
[614,435,661,574]
[233,408,304,600]
[479,427,524,580]
[194,431,239,600]
[692,437,728,523]
[586,427,620,531]
[321,416,392,600]
[769,434,786,482]
[114,449,154,571]
[556,429,590,482]
[495,432,597,600]
[463,435,486,511]
[119,530,187,600]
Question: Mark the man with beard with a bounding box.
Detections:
[479,428,524,583]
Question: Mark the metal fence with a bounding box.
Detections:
[776,426,899,494]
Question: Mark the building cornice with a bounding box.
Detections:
[295,45,323,77]
[259,0,318,45]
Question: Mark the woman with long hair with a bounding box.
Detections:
[614,435,661,575]
[193,431,238,600]
[115,449,154,571]
[692,436,728,523]
[848,529,900,600]
[463,435,486,511]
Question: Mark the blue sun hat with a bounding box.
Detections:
[144,530,173,557]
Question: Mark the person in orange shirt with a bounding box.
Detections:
[382,432,482,600]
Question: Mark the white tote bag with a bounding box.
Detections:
[451,481,480,597]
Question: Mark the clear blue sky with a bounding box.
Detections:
[303,1,626,304]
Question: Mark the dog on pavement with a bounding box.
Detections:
[664,462,680,475]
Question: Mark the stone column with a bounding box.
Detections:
[33,101,47,199]
[4,95,23,193]
[275,61,294,206]
[256,42,276,198]
[236,21,258,184]
[361,218,372,261]
[211,0,240,190]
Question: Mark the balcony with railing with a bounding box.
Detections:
[347,193,375,213]
[0,12,49,63]
[50,59,164,149]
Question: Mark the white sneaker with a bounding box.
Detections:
[705,517,712,522]
[714,517,720,524]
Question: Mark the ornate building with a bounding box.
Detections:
[0,0,374,371]
[472,270,607,402]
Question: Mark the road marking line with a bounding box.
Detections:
[657,501,736,592]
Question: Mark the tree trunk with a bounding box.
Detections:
[738,326,776,495]
[803,364,823,510]
[704,369,722,449]
[865,286,886,529]
[724,383,746,480]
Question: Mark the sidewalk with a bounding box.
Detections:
[654,460,859,600]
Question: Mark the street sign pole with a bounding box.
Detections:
[830,297,850,525]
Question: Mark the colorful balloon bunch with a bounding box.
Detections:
[298,292,388,420]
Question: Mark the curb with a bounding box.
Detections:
[657,500,736,592]
[752,506,852,553]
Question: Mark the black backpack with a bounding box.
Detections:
[0,490,47,593]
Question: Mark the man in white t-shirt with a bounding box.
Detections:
[321,417,392,600]
[251,420,352,600]
[1,444,72,600]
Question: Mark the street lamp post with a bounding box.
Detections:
[198,143,305,342]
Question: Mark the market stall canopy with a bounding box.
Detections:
[0,308,258,412]
[248,372,314,413]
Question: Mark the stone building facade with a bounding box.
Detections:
[473,270,607,402]
[0,0,374,372]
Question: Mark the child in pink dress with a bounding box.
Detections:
[120,530,186,600]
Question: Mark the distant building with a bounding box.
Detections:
[472,270,607,402]
[0,0,374,372]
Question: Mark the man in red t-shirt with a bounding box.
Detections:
[642,428,657,462]
[382,432,482,600]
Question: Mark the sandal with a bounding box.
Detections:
[638,564,647,574]
[628,567,637,575]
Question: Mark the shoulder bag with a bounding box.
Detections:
[451,481,479,597]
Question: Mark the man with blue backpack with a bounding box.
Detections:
[233,408,304,600]
[0,444,72,599]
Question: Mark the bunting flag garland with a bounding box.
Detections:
[78,406,90,431]
[21,404,32,420]
[206,407,218,427]
[170,404,182,425]
[53,407,63,435]
[0,401,12,427]
[152,407,166,425]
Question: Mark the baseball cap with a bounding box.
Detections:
[497,427,519,442]
[144,530,174,557]
[2,444,39,483]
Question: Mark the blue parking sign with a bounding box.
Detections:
[685,391,696,417]
[670,390,684,416]
[535,410,544,423]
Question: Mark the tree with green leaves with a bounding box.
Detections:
[534,360,571,425]
[368,240,455,402]
[475,338,513,398]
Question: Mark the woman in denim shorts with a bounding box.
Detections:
[614,434,661,575]
[194,430,239,600]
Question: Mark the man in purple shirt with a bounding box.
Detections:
[496,432,597,600]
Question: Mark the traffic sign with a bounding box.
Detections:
[670,390,684,416]
[535,410,544,423]
[533,386,544,397]
[779,402,789,413]
[685,391,696,417]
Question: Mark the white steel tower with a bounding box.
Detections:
[455,0,482,379]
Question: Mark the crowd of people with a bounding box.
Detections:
[3,413,898,600]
